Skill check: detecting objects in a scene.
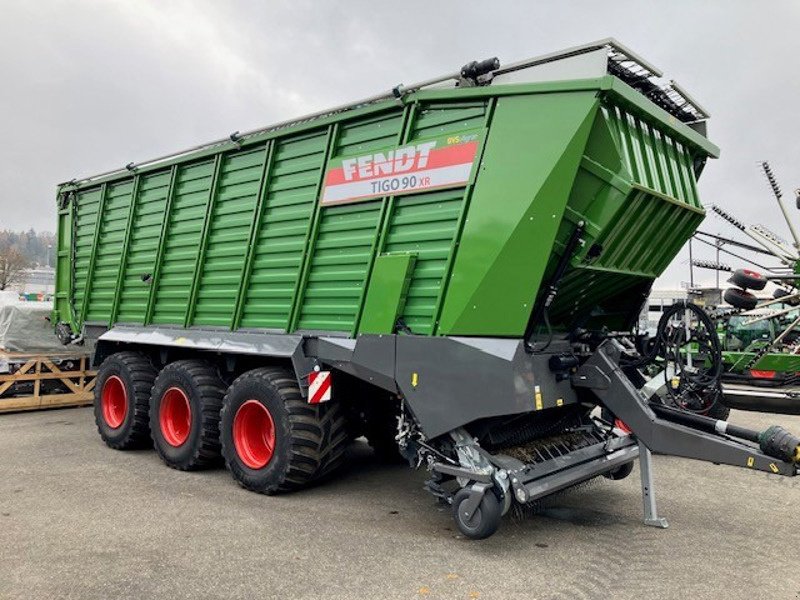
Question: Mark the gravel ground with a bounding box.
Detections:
[0,406,798,600]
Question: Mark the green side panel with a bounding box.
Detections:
[438,92,600,336]
[296,201,383,332]
[53,198,74,327]
[115,171,172,323]
[377,101,489,336]
[71,187,103,325]
[192,145,267,326]
[151,160,216,325]
[603,103,701,208]
[295,112,405,332]
[380,188,466,335]
[723,352,800,374]
[238,131,328,330]
[359,253,416,334]
[85,181,135,322]
[546,106,706,331]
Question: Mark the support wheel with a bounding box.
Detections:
[452,487,502,540]
[94,352,157,450]
[603,461,634,480]
[149,360,226,470]
[220,367,347,494]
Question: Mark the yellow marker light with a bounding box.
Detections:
[747,457,755,468]
[556,398,564,407]
[769,463,779,473]
[411,372,418,388]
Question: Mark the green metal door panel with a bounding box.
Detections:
[438,92,600,336]
[151,160,215,325]
[192,145,266,326]
[85,181,135,322]
[71,187,103,320]
[359,253,416,334]
[115,171,172,323]
[238,131,328,330]
[295,201,383,332]
[379,189,465,335]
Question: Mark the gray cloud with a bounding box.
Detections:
[1,0,798,287]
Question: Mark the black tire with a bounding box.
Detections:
[220,367,348,494]
[724,287,758,310]
[773,288,800,306]
[728,269,766,291]
[452,487,502,540]
[149,360,226,471]
[94,352,157,450]
[603,461,635,481]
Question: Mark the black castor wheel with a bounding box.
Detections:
[452,487,502,540]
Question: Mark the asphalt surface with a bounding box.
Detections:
[0,407,798,600]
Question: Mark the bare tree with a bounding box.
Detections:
[0,248,30,290]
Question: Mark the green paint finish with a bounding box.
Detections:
[238,130,330,330]
[115,171,172,323]
[56,70,717,341]
[192,146,266,327]
[359,253,417,334]
[150,160,216,325]
[85,181,135,322]
[438,92,600,335]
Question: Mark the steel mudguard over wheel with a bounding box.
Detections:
[94,352,157,450]
[220,367,347,494]
[149,360,226,471]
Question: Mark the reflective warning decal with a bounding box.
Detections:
[308,370,332,404]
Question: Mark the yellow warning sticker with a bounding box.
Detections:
[769,463,779,473]
[534,385,543,410]
[556,398,564,407]
[747,457,755,468]
[411,372,418,388]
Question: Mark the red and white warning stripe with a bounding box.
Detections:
[308,370,332,404]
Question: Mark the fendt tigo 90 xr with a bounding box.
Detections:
[53,39,800,539]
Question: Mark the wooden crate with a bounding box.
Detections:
[0,352,96,413]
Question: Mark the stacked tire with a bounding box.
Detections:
[724,269,766,310]
[94,355,347,493]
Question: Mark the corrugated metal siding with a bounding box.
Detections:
[603,105,700,208]
[377,101,489,335]
[591,188,704,276]
[115,171,171,323]
[294,113,404,332]
[72,188,103,315]
[85,181,134,321]
[151,160,216,324]
[238,131,328,330]
[192,146,266,327]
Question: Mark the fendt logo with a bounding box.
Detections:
[320,130,483,206]
[341,141,437,181]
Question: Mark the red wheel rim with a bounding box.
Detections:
[743,269,762,279]
[101,375,128,429]
[159,387,192,447]
[233,400,276,469]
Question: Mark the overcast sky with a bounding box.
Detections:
[1,0,798,288]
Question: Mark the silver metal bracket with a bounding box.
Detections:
[639,441,668,528]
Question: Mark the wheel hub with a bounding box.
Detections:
[159,387,192,447]
[233,400,276,469]
[101,375,128,429]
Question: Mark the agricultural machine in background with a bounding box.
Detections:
[53,40,800,539]
[690,162,800,414]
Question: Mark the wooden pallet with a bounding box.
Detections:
[0,352,96,413]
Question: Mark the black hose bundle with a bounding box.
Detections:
[628,301,724,413]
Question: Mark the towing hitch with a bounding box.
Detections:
[574,339,800,477]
